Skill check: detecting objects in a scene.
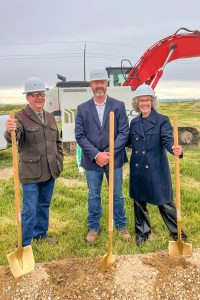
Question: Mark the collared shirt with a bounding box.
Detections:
[93,96,107,126]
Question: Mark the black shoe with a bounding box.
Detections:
[33,236,58,245]
[171,234,188,243]
[136,235,147,247]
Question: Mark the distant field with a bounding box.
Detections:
[0,104,25,115]
[0,102,199,265]
[158,101,200,131]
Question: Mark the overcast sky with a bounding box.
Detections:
[0,0,200,102]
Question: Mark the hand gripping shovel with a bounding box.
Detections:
[168,115,192,257]
[7,112,35,278]
[101,112,115,271]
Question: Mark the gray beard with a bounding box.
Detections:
[94,90,106,97]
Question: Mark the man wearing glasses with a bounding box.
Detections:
[5,77,63,246]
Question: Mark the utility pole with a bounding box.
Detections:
[83,42,86,81]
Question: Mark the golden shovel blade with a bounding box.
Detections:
[101,252,115,272]
[169,240,192,257]
[7,245,35,278]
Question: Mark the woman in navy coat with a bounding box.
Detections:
[129,84,187,246]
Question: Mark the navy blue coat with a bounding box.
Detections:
[129,109,174,205]
[75,96,129,170]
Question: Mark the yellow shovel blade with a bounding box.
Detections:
[101,252,115,272]
[169,240,192,257]
[7,245,35,278]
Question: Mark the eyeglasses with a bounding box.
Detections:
[28,92,46,98]
[138,99,151,103]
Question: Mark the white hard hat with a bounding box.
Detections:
[134,84,156,98]
[22,77,46,94]
[90,67,109,82]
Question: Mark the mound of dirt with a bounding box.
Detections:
[0,249,200,300]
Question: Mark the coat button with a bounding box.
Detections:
[135,151,138,154]
[142,151,146,154]
[136,137,139,141]
[145,165,149,169]
[135,163,138,167]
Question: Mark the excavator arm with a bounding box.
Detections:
[123,28,200,89]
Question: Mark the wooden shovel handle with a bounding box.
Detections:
[173,115,181,215]
[10,112,22,250]
[109,112,114,233]
[173,115,182,242]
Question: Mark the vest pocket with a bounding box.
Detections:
[20,155,41,179]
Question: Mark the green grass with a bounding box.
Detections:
[0,148,12,168]
[0,102,200,265]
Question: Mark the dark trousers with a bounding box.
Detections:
[134,200,187,241]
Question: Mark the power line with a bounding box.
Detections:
[0,40,144,48]
[0,53,199,64]
[0,52,138,59]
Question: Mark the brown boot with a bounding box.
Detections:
[86,231,99,243]
[119,228,131,241]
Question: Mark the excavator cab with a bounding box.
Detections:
[106,67,131,87]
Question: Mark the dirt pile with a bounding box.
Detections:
[0,249,199,300]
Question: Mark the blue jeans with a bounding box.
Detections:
[85,168,127,231]
[21,177,55,246]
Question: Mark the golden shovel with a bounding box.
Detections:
[7,112,35,278]
[168,115,192,257]
[101,112,115,271]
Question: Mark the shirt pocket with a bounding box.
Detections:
[25,126,43,143]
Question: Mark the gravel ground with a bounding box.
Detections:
[0,249,200,300]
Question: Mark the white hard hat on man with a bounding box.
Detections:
[23,77,47,94]
[90,67,109,82]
